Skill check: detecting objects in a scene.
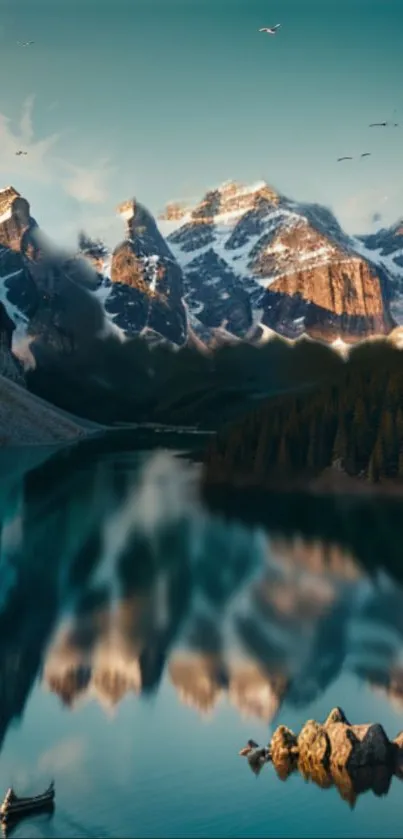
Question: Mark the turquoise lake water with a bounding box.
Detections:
[0,443,402,838]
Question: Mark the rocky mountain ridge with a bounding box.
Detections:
[0,181,402,355]
[159,181,398,343]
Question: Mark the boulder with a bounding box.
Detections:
[297,719,330,770]
[239,707,403,806]
[393,731,403,777]
[324,706,350,727]
[327,722,392,772]
[270,725,298,779]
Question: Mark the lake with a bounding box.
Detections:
[0,441,402,838]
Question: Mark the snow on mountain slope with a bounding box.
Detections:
[353,239,403,280]
[159,181,395,342]
[0,266,29,343]
[352,224,403,324]
[160,182,300,281]
[78,202,188,346]
[0,181,400,352]
[159,181,285,335]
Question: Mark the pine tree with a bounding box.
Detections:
[278,434,289,470]
[396,408,403,466]
[379,408,397,477]
[332,412,347,470]
[368,436,382,483]
[352,395,374,473]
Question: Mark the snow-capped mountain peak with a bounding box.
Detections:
[0,179,402,355]
[158,179,397,342]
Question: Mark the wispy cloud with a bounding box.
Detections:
[55,156,115,204]
[19,94,35,143]
[0,96,115,205]
[0,98,60,184]
[62,210,121,248]
[337,186,403,233]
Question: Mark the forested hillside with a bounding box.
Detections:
[204,342,403,486]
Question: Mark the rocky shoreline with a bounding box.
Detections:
[239,707,403,806]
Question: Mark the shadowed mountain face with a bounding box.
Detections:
[161,182,397,343]
[0,187,189,352]
[107,199,187,345]
[0,183,401,357]
[1,445,403,756]
[0,299,25,386]
[0,188,351,429]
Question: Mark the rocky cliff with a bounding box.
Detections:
[357,220,403,273]
[0,186,30,253]
[354,221,403,324]
[0,186,47,340]
[104,198,187,345]
[264,234,393,342]
[0,188,190,352]
[160,181,396,343]
[0,301,25,387]
[0,181,400,356]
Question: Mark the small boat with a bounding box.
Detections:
[0,782,55,822]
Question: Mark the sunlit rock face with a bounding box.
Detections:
[1,181,399,354]
[162,180,396,342]
[0,187,30,253]
[106,199,187,345]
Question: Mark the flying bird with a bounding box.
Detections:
[259,24,281,35]
[360,152,371,158]
[17,41,34,47]
[369,122,387,127]
[15,150,27,156]
[337,156,353,162]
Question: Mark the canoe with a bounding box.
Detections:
[0,782,55,821]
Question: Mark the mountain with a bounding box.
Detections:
[0,188,347,429]
[0,186,38,340]
[1,181,400,355]
[353,221,403,322]
[355,220,403,279]
[0,301,25,387]
[159,180,396,343]
[0,187,190,352]
[77,200,188,346]
[107,199,187,345]
[0,299,101,444]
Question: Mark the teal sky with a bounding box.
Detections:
[0,0,402,246]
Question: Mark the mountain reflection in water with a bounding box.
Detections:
[0,443,402,758]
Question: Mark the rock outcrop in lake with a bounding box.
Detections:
[239,707,403,807]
